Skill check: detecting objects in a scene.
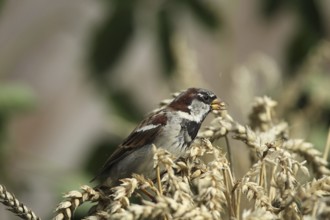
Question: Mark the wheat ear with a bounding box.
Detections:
[53,185,101,220]
[0,184,41,220]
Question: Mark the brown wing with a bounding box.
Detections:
[100,125,162,170]
[91,111,167,181]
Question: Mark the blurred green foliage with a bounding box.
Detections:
[89,0,220,81]
[157,5,176,75]
[0,84,35,179]
[0,85,35,114]
[84,136,122,177]
[183,0,220,29]
[89,0,136,79]
[0,0,3,11]
[260,0,326,73]
[108,89,143,122]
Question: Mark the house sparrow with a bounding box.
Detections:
[93,88,224,187]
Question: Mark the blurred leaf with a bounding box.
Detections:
[286,25,321,73]
[0,0,3,11]
[294,0,325,35]
[84,136,121,177]
[319,108,330,128]
[109,88,143,122]
[259,0,326,73]
[157,6,176,77]
[89,0,136,79]
[182,0,221,29]
[0,84,35,180]
[0,84,36,114]
[309,124,329,152]
[0,114,8,177]
[259,0,286,18]
[295,91,309,110]
[261,0,326,34]
[306,74,330,107]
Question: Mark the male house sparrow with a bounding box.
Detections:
[93,88,224,187]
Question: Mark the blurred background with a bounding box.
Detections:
[0,0,330,219]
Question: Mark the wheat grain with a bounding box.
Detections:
[0,184,41,220]
[53,185,101,220]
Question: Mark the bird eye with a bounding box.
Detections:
[202,95,211,103]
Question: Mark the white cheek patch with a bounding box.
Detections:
[189,99,211,121]
[176,101,210,122]
[135,124,160,132]
[176,110,196,121]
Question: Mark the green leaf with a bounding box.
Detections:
[109,88,143,122]
[89,1,136,79]
[157,7,176,77]
[0,0,3,12]
[0,84,35,114]
[286,25,321,74]
[294,0,325,35]
[183,0,221,29]
[259,0,286,18]
[84,136,122,176]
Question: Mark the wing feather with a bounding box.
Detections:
[91,111,167,181]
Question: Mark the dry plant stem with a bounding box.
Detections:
[222,169,233,219]
[228,170,235,189]
[138,188,156,202]
[311,201,318,218]
[156,165,163,196]
[0,184,41,220]
[258,164,263,187]
[323,128,330,160]
[268,165,277,200]
[225,163,237,218]
[259,163,267,192]
[235,187,241,220]
[263,164,268,192]
[225,134,234,177]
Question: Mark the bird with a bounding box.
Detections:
[92,88,224,187]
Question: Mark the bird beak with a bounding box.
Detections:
[211,99,226,111]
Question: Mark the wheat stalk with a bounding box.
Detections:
[0,184,41,220]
